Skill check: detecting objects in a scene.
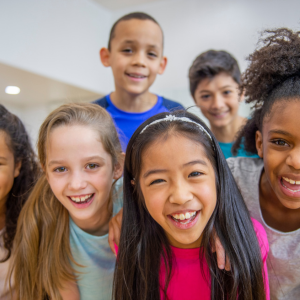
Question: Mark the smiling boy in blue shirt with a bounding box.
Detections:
[95,12,183,150]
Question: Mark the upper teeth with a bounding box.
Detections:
[70,194,92,203]
[282,177,300,185]
[172,211,196,220]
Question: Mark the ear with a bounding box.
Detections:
[255,130,263,158]
[158,56,167,75]
[13,161,22,178]
[100,47,111,67]
[113,152,125,179]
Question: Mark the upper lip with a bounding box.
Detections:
[209,110,229,116]
[126,72,147,77]
[168,209,200,215]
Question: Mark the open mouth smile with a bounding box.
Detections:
[168,210,200,229]
[67,193,95,208]
[279,176,300,197]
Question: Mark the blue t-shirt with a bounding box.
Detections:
[219,141,259,159]
[94,95,184,151]
[69,179,123,300]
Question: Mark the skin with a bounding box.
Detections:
[100,19,167,113]
[46,125,123,236]
[0,131,21,231]
[256,100,300,232]
[193,72,246,143]
[139,134,217,248]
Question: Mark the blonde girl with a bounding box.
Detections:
[9,103,124,300]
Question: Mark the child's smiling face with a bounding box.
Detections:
[100,19,167,96]
[46,125,122,235]
[0,131,21,205]
[256,100,300,209]
[139,134,217,248]
[193,73,241,129]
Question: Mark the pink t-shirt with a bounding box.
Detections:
[115,218,269,300]
[159,218,270,300]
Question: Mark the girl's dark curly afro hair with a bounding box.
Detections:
[233,28,300,155]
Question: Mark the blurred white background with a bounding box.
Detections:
[1,0,300,145]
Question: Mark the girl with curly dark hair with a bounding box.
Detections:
[0,104,39,299]
[227,28,300,299]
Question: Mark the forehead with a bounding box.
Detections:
[196,72,238,91]
[111,19,163,49]
[47,125,105,157]
[141,134,210,168]
[264,100,300,135]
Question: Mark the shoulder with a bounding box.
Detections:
[227,157,263,176]
[93,96,108,109]
[251,218,269,260]
[161,97,185,111]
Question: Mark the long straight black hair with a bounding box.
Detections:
[113,111,266,300]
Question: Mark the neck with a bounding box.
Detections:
[259,170,300,232]
[0,197,7,231]
[210,115,246,143]
[110,89,157,113]
[71,202,112,236]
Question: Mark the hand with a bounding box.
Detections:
[211,230,231,271]
[108,208,123,256]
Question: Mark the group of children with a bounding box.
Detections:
[0,11,299,300]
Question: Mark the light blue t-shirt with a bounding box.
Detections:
[69,179,123,300]
[219,141,259,159]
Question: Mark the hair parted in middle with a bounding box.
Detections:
[189,50,241,97]
[113,110,266,300]
[9,103,122,300]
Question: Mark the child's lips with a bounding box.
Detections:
[126,73,147,81]
[279,176,300,198]
[209,111,229,119]
[168,210,200,229]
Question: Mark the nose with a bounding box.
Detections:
[286,146,300,170]
[68,171,88,191]
[169,179,193,205]
[132,51,146,67]
[211,94,225,110]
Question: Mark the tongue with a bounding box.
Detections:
[282,178,300,191]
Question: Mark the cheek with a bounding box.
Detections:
[0,170,15,199]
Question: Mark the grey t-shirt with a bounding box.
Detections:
[227,157,300,300]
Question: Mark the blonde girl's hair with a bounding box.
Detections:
[8,103,122,300]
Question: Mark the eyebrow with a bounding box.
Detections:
[199,85,234,93]
[48,156,105,167]
[268,129,294,138]
[122,40,159,49]
[142,160,208,178]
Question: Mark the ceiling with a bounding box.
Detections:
[0,62,102,107]
[92,0,164,10]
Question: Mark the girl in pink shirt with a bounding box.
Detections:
[114,111,269,300]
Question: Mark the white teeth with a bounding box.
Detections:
[283,177,300,185]
[129,74,145,78]
[70,194,92,203]
[172,211,197,220]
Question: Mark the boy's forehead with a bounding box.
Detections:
[111,19,163,49]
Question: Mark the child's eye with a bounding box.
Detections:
[223,90,232,95]
[148,52,157,57]
[272,139,289,146]
[54,167,67,173]
[189,171,202,177]
[86,163,99,170]
[150,179,165,185]
[122,48,133,53]
[201,94,210,100]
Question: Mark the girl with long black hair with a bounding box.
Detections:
[113,110,269,300]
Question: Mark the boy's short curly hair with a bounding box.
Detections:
[233,28,300,155]
[108,12,163,51]
[189,50,241,97]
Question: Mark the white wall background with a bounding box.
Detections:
[1,0,300,144]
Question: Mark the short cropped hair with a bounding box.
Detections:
[189,50,241,97]
[108,12,163,51]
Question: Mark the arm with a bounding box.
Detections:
[108,208,123,255]
[59,280,80,300]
